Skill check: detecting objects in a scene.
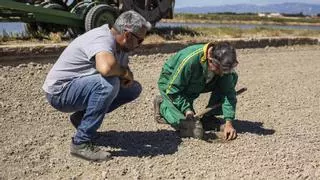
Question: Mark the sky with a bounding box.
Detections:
[175,0,320,8]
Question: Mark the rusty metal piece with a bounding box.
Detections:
[195,87,247,118]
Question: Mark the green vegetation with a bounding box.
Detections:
[0,25,64,43]
[174,13,320,25]
[147,26,320,42]
[2,24,320,43]
[193,26,320,38]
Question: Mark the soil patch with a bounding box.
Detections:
[0,45,320,179]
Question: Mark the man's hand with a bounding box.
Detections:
[120,69,134,88]
[224,120,237,141]
[122,68,133,81]
[185,110,194,120]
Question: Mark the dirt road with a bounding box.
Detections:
[0,45,319,179]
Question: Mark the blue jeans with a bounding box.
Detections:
[45,74,142,144]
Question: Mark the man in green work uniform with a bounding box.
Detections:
[154,42,239,140]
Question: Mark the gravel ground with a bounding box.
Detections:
[0,45,320,179]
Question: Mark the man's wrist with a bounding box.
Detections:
[225,120,234,127]
[184,109,193,115]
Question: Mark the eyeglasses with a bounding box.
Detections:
[130,32,144,44]
[208,57,238,74]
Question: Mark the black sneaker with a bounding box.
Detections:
[70,111,85,128]
[70,141,112,162]
[153,95,167,124]
[178,118,204,139]
[200,115,224,131]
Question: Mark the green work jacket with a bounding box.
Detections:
[158,43,237,122]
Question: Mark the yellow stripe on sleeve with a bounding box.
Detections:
[166,48,202,94]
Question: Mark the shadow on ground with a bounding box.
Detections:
[96,130,182,157]
[234,119,275,135]
[202,119,275,142]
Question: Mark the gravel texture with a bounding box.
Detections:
[0,45,320,179]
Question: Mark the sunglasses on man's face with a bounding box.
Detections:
[208,57,238,74]
[130,32,144,44]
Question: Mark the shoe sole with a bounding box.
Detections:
[153,95,168,124]
[70,152,112,162]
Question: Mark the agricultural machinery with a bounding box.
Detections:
[0,0,175,36]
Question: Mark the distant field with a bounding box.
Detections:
[1,12,320,43]
[171,13,320,25]
[146,26,320,42]
[1,26,320,44]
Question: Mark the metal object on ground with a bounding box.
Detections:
[191,87,247,140]
[178,116,204,139]
[195,87,248,119]
[169,87,247,140]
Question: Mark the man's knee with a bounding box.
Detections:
[159,99,185,126]
[89,76,121,105]
[100,76,120,95]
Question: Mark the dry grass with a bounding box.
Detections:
[144,34,166,44]
[188,26,320,39]
[2,25,320,45]
[48,32,62,43]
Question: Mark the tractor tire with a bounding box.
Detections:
[85,4,118,32]
[67,2,93,38]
